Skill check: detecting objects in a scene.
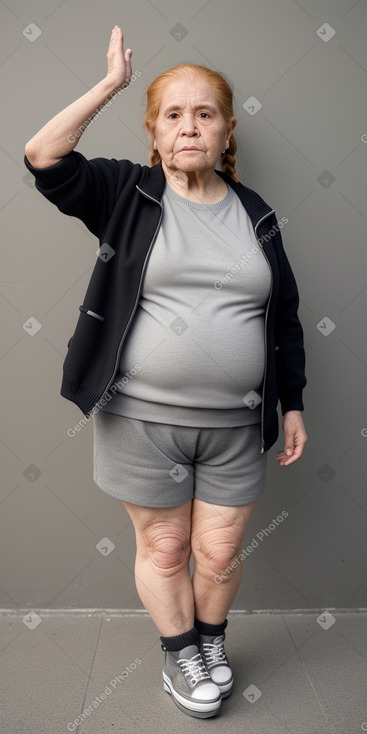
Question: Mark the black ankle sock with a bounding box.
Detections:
[160,626,199,652]
[194,617,228,636]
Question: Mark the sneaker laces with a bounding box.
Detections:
[202,637,228,668]
[177,652,211,687]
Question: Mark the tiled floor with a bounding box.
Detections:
[0,609,366,734]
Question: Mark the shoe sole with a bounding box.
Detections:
[220,686,233,699]
[215,677,234,699]
[163,675,222,718]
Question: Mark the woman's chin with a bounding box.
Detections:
[172,159,212,173]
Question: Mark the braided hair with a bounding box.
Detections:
[144,63,238,182]
[221,135,238,183]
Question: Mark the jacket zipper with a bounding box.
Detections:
[254,210,275,453]
[97,188,163,404]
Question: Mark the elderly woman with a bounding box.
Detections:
[24,26,307,719]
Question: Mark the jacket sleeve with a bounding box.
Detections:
[24,150,134,240]
[272,227,307,414]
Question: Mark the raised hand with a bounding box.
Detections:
[106,25,133,91]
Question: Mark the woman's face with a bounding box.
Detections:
[151,76,236,178]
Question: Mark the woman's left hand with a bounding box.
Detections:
[276,410,307,466]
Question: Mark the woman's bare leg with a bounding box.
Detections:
[190,498,257,624]
[122,499,194,637]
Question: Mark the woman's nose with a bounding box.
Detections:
[180,115,197,134]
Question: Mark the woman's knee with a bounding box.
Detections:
[122,500,192,574]
[190,499,256,577]
[139,523,191,574]
[191,533,242,578]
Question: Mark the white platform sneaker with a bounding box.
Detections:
[162,643,222,718]
[199,633,234,698]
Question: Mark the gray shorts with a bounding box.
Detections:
[92,410,267,508]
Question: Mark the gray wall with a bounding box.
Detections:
[1,0,366,611]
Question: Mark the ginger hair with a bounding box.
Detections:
[143,63,238,182]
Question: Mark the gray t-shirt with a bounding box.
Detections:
[100,181,272,426]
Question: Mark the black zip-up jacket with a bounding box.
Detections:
[24,151,306,452]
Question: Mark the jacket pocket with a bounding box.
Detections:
[64,305,105,374]
[78,305,104,321]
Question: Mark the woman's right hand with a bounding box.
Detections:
[24,25,134,167]
[105,25,133,91]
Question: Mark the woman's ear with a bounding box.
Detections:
[145,121,156,149]
[228,116,237,139]
[224,117,236,150]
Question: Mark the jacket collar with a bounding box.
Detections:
[137,160,275,231]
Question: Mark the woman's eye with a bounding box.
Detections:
[167,112,210,119]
